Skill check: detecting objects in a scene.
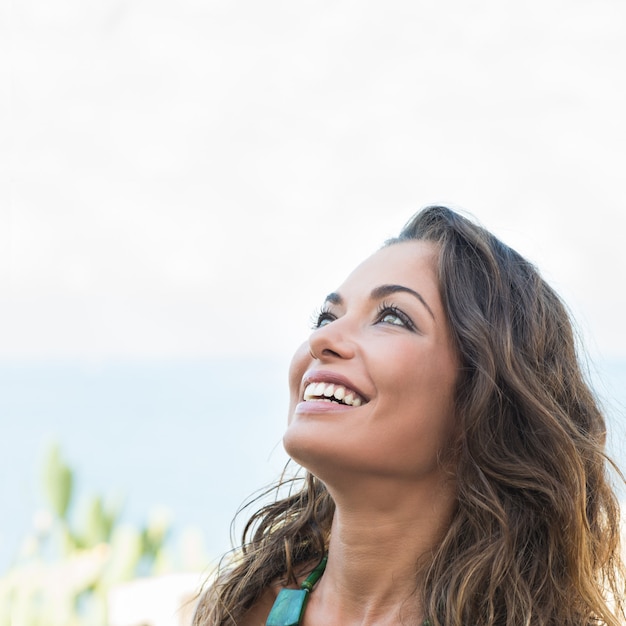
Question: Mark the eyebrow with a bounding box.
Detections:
[325,284,435,320]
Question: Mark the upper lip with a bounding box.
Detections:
[301,370,369,403]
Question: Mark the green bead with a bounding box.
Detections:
[301,555,327,591]
[265,588,310,626]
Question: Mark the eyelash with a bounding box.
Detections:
[311,307,336,329]
[376,301,416,331]
[311,302,416,331]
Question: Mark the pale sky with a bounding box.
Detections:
[1,0,625,362]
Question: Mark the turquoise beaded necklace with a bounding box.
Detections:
[265,555,431,626]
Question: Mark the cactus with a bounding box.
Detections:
[80,495,120,549]
[0,444,204,626]
[42,444,73,521]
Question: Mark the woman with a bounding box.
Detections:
[194,206,625,625]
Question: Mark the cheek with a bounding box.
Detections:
[381,345,458,438]
[411,352,458,450]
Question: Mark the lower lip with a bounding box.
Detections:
[294,400,358,414]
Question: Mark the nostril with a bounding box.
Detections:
[322,348,342,358]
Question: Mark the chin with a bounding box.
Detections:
[282,420,311,467]
[282,420,335,477]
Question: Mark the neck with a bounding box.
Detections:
[306,474,455,625]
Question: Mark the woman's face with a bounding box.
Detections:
[284,240,459,485]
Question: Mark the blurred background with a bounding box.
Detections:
[1,0,625,623]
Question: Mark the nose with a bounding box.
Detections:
[308,318,357,361]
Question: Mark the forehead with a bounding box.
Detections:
[341,240,440,289]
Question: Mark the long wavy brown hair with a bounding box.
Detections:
[193,206,625,625]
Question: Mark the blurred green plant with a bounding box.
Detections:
[0,444,208,626]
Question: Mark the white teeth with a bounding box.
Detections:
[302,381,364,406]
[314,382,326,396]
[304,383,317,399]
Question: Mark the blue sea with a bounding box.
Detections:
[1,357,625,573]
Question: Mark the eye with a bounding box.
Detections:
[311,307,337,329]
[376,303,416,331]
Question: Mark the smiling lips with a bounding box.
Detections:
[303,381,366,407]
